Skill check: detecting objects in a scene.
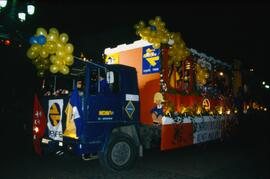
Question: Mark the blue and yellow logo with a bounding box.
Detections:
[143,48,159,66]
[142,45,160,74]
[49,103,61,126]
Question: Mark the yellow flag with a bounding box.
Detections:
[63,102,78,139]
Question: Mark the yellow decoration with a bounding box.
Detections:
[202,98,211,111]
[59,33,69,43]
[135,15,191,78]
[180,106,187,114]
[196,63,209,86]
[63,102,78,139]
[135,16,169,49]
[26,27,75,76]
[36,27,47,37]
[105,53,119,64]
[169,68,180,88]
[196,105,202,115]
[215,106,223,115]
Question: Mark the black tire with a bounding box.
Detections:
[98,133,138,171]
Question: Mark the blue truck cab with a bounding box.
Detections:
[36,60,142,171]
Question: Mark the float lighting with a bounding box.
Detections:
[219,72,223,76]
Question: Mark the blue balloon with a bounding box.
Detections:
[29,36,38,44]
[150,25,157,31]
[37,35,46,45]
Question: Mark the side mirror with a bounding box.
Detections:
[106,71,114,84]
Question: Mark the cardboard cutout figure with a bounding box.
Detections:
[151,92,165,124]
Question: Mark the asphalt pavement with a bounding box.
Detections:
[1,111,269,179]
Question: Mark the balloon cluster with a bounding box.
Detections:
[134,16,190,64]
[167,33,190,66]
[195,63,209,86]
[26,27,74,76]
[135,16,169,49]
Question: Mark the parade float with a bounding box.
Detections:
[104,16,239,150]
[27,18,242,171]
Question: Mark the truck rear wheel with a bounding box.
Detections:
[98,133,138,171]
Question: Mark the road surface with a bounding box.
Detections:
[1,112,269,179]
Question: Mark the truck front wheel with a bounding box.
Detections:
[98,133,138,171]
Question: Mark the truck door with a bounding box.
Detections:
[83,67,122,147]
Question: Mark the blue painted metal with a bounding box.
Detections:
[80,63,140,154]
[39,60,140,155]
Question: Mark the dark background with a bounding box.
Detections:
[0,1,269,150]
[0,2,269,178]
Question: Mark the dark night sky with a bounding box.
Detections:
[1,2,270,89]
[31,2,269,79]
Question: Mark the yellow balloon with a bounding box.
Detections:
[134,24,140,30]
[36,27,47,37]
[149,19,155,26]
[30,44,41,52]
[148,37,154,43]
[143,28,150,35]
[32,57,41,65]
[54,58,63,66]
[60,65,69,75]
[47,33,58,42]
[40,48,49,58]
[50,65,59,74]
[160,22,166,27]
[56,41,65,50]
[49,27,59,36]
[45,41,57,54]
[153,43,161,49]
[50,55,57,63]
[155,16,162,22]
[26,49,38,59]
[56,48,66,57]
[138,21,145,27]
[64,54,74,65]
[59,33,69,43]
[65,43,74,54]
[161,36,169,44]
